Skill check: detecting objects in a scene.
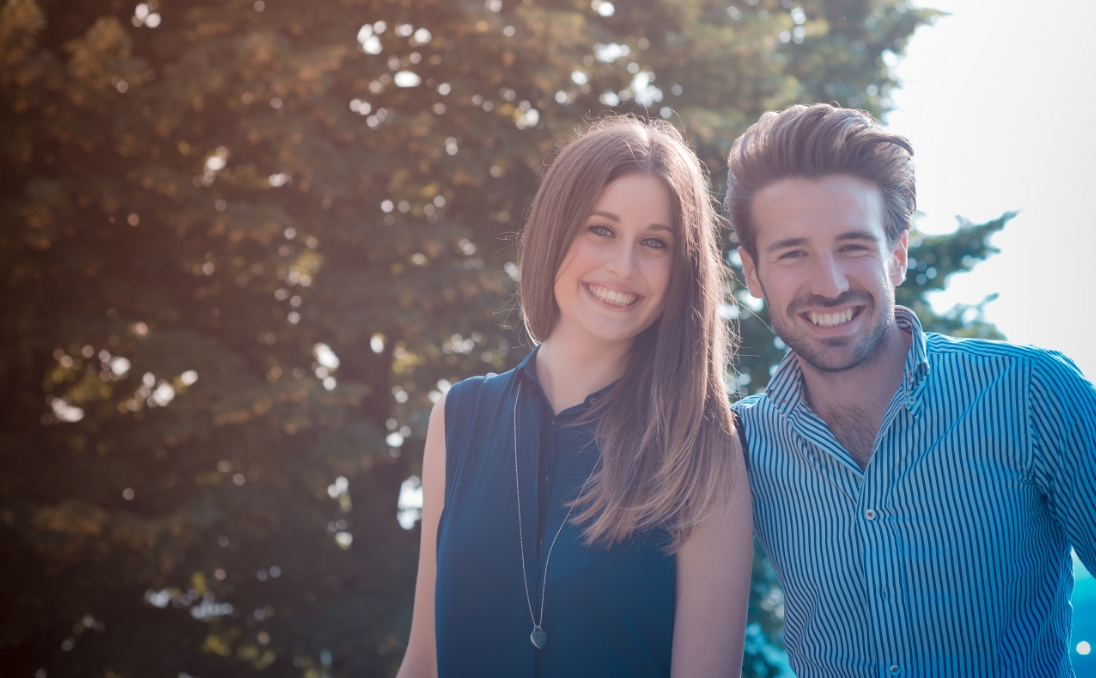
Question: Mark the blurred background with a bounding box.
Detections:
[0,0,1091,676]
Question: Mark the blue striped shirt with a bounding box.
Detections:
[733,307,1096,677]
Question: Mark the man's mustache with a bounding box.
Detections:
[786,290,874,316]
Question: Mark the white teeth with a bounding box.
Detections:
[587,284,638,307]
[808,308,854,327]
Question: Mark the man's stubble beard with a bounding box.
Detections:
[764,282,897,374]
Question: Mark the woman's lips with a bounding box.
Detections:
[584,283,639,308]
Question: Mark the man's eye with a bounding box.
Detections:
[779,250,805,259]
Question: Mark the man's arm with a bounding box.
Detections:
[1030,351,1096,571]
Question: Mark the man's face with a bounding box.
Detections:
[739,175,908,373]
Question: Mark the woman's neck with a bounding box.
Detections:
[534,331,631,415]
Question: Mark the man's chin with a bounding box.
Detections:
[782,333,876,373]
[797,349,866,373]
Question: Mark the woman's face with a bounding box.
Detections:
[552,173,675,348]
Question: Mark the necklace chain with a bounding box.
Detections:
[513,384,599,640]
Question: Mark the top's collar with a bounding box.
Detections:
[514,344,617,417]
[515,343,540,385]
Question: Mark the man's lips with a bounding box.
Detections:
[803,306,862,328]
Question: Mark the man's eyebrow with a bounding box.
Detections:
[765,230,882,252]
[765,237,808,252]
[836,230,881,242]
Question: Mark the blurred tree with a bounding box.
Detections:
[0,0,976,676]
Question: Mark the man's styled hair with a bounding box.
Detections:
[519,116,740,550]
[724,103,916,260]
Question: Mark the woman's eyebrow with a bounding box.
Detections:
[588,210,621,222]
[588,210,671,232]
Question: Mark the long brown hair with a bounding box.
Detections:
[518,116,740,550]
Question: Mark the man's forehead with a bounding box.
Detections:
[751,175,887,247]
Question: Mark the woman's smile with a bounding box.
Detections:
[583,282,641,308]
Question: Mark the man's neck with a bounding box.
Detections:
[799,320,913,469]
[534,327,629,416]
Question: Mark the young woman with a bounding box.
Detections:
[397,117,753,677]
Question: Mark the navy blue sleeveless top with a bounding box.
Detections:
[435,348,676,677]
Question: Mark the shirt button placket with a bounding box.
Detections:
[859,483,896,675]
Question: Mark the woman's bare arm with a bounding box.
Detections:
[670,465,754,678]
[396,395,447,678]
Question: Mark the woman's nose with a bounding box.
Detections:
[604,241,638,277]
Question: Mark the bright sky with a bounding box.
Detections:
[886,0,1096,379]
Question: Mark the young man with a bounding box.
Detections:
[727,103,1096,677]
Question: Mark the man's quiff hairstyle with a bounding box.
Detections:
[724,103,916,260]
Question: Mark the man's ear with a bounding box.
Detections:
[738,246,765,299]
[890,231,910,286]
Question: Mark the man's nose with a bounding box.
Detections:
[810,252,850,299]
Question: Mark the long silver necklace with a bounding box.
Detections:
[513,384,599,650]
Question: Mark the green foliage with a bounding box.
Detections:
[897,212,1014,339]
[0,0,979,676]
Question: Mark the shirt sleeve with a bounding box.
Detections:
[1029,350,1096,573]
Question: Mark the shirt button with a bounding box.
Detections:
[889,665,901,675]
[542,475,549,484]
[865,509,877,521]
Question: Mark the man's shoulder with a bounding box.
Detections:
[926,332,1064,365]
[731,392,770,411]
[926,333,1092,388]
[730,392,783,425]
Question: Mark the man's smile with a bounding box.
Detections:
[804,306,862,328]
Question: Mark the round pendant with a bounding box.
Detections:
[530,627,547,649]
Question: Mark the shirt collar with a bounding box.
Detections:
[765,305,931,416]
[895,305,931,399]
[513,344,616,417]
[515,343,540,385]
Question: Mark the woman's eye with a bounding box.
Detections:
[642,237,667,249]
[589,224,613,237]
